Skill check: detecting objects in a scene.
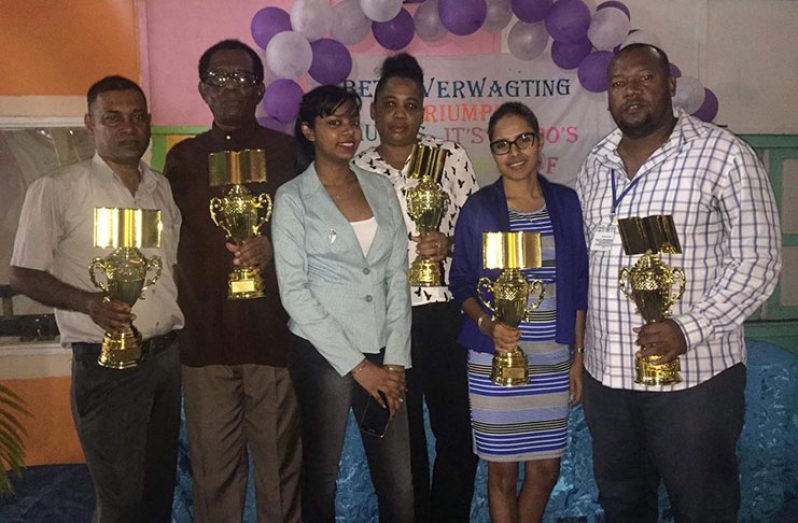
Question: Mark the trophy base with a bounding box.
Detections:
[98,327,143,370]
[635,355,682,385]
[491,348,529,386]
[228,267,264,300]
[408,257,442,287]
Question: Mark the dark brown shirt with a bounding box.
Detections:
[165,121,296,367]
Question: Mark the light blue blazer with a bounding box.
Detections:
[272,163,411,376]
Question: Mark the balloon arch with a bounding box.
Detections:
[251,0,719,130]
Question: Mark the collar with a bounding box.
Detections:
[91,153,156,195]
[353,134,443,179]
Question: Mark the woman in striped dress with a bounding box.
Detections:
[450,102,588,523]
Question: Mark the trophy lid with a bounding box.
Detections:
[94,208,161,249]
[482,231,542,269]
[408,144,448,183]
[618,215,682,255]
[209,149,268,187]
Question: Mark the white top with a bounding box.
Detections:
[350,216,378,257]
[11,154,185,345]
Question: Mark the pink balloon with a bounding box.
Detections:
[251,7,292,49]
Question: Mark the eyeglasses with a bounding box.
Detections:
[489,132,537,155]
[202,70,258,88]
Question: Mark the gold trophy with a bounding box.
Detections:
[618,215,686,385]
[477,232,546,386]
[90,208,162,369]
[406,144,450,286]
[208,149,272,300]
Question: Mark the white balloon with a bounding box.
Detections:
[291,0,333,42]
[414,0,447,42]
[360,0,403,23]
[673,76,706,114]
[587,7,630,51]
[507,20,549,61]
[483,0,513,33]
[332,0,372,45]
[621,29,662,50]
[266,31,313,79]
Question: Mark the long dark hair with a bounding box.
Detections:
[294,85,362,173]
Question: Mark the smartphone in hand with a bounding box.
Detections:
[359,391,391,438]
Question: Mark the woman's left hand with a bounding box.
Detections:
[412,232,448,262]
[569,353,584,407]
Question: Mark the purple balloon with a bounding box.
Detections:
[545,0,591,43]
[309,39,352,85]
[264,79,304,124]
[597,1,630,20]
[577,51,614,92]
[512,0,553,23]
[551,38,593,70]
[692,88,719,122]
[439,0,487,36]
[257,115,292,134]
[251,7,292,49]
[669,63,682,78]
[373,8,415,50]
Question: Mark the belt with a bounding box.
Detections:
[73,330,177,361]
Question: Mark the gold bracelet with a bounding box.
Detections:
[574,346,585,354]
[351,359,368,375]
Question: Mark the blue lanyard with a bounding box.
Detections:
[610,169,642,216]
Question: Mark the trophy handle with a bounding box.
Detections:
[525,279,546,315]
[140,255,163,295]
[209,197,233,238]
[89,257,110,293]
[669,267,686,307]
[477,277,497,316]
[618,267,632,299]
[253,193,273,234]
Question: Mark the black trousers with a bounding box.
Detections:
[289,335,414,523]
[582,364,746,523]
[70,340,180,523]
[406,302,478,523]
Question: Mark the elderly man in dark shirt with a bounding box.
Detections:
[164,39,300,523]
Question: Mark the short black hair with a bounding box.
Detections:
[198,39,264,83]
[614,43,671,77]
[374,53,425,101]
[294,85,362,173]
[86,76,146,111]
[488,102,540,141]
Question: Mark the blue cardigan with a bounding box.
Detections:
[449,175,588,353]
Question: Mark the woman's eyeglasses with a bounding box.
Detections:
[489,132,537,155]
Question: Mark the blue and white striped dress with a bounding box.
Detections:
[468,206,571,462]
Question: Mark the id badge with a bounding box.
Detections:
[590,223,619,252]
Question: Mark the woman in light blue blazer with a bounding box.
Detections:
[272,85,414,523]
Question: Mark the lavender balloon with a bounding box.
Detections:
[551,38,593,70]
[507,20,549,61]
[512,0,553,23]
[669,63,682,78]
[251,7,292,49]
[415,0,448,42]
[332,0,373,45]
[439,0,487,36]
[545,0,591,43]
[361,0,403,23]
[266,31,313,79]
[577,50,614,92]
[257,115,292,134]
[621,29,661,49]
[597,0,630,19]
[587,6,630,51]
[673,75,705,114]
[264,79,304,123]
[309,39,353,85]
[692,88,718,122]
[373,8,415,50]
[483,0,513,33]
[291,0,333,42]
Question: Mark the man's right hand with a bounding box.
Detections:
[85,293,133,335]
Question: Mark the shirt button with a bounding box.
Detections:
[363,268,370,275]
[365,295,373,302]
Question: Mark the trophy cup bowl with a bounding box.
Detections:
[619,252,686,385]
[90,208,162,369]
[208,149,272,300]
[406,144,450,286]
[477,232,545,386]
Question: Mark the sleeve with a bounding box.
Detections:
[10,177,63,272]
[446,142,480,211]
[673,140,782,348]
[159,180,182,268]
[381,188,412,368]
[569,190,589,312]
[449,199,483,308]
[271,185,366,376]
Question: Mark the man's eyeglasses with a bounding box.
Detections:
[203,70,258,88]
[489,132,537,155]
